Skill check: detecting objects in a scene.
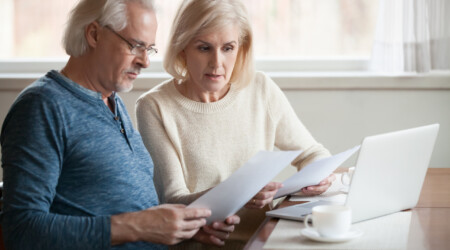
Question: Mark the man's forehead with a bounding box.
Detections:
[122,4,157,46]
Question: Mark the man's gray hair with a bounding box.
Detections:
[63,0,155,57]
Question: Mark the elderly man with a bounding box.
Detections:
[0,0,238,249]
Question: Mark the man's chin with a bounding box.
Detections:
[115,82,134,93]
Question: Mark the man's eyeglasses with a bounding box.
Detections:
[105,26,158,58]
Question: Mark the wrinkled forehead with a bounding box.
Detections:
[124,2,157,30]
[122,3,157,45]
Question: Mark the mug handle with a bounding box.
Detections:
[304,214,313,229]
[341,172,350,186]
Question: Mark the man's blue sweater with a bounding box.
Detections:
[1,70,165,249]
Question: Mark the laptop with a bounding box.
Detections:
[266,124,440,223]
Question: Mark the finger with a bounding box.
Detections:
[225,215,240,225]
[246,192,276,208]
[300,187,315,196]
[203,225,231,240]
[253,191,275,200]
[318,179,329,186]
[254,187,281,200]
[183,207,211,219]
[262,182,283,191]
[329,173,337,181]
[308,177,334,189]
[319,174,336,185]
[245,198,268,209]
[302,182,331,195]
[177,227,201,240]
[192,229,209,244]
[254,190,279,205]
[312,184,329,193]
[182,218,207,231]
[308,182,330,191]
[211,221,235,233]
[209,235,225,246]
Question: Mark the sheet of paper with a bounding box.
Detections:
[188,150,302,224]
[289,173,348,202]
[274,145,360,199]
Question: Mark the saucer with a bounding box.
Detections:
[301,228,363,243]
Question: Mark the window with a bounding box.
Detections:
[248,0,378,58]
[0,0,79,59]
[0,0,378,60]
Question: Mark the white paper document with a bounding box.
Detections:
[188,150,302,224]
[274,145,361,199]
[289,173,348,202]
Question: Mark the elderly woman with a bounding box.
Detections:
[136,0,334,248]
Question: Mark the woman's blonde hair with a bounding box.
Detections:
[164,0,255,87]
[63,0,155,57]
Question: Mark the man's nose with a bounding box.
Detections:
[135,52,150,69]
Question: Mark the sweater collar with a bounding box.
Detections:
[169,78,240,114]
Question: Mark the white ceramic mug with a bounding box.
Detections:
[304,205,352,237]
[341,166,355,186]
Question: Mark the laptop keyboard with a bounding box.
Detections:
[266,200,339,221]
[293,200,335,215]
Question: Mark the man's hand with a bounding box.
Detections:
[301,173,336,196]
[245,182,283,209]
[193,215,240,246]
[111,204,211,246]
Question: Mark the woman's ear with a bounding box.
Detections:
[85,21,101,48]
[180,50,187,66]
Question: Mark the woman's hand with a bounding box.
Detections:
[245,182,283,209]
[193,215,240,246]
[301,173,336,196]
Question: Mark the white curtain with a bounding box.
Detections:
[370,0,450,73]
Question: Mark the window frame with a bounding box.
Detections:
[1,57,449,92]
[0,57,369,74]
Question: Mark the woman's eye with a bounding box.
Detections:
[223,46,234,52]
[198,46,209,51]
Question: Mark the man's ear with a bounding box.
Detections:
[85,21,101,48]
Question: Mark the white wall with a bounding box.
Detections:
[1,73,450,180]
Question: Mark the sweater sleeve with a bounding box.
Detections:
[0,93,110,250]
[261,72,331,169]
[136,93,206,204]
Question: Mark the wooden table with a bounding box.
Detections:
[244,168,450,250]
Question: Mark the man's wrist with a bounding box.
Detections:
[111,212,140,245]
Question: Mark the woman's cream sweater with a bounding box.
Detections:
[136,71,330,248]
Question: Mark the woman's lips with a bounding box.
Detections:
[205,73,222,80]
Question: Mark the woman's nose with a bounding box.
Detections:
[208,50,222,68]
